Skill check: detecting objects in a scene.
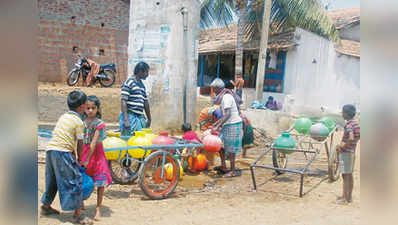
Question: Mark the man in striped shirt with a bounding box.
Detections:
[120,61,152,135]
[336,104,360,205]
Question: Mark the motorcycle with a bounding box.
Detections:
[67,54,116,87]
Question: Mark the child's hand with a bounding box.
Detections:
[82,160,89,168]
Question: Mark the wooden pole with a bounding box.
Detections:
[255,0,272,101]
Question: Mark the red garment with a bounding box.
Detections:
[81,122,112,186]
[182,131,200,143]
[86,58,100,86]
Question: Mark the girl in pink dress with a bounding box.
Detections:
[81,95,112,221]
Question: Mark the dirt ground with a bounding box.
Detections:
[37,146,360,225]
[38,83,360,225]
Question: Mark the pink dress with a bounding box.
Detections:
[182,131,201,143]
[81,118,112,186]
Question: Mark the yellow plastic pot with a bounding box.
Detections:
[102,137,127,160]
[127,131,151,159]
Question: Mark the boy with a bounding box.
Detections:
[336,104,360,205]
[230,72,244,99]
[40,90,92,224]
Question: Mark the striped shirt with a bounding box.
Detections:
[47,111,84,152]
[121,77,147,115]
[341,120,360,153]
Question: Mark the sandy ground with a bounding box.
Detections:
[37,145,360,225]
[38,83,360,225]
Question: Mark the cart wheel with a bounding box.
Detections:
[272,150,288,174]
[108,155,142,184]
[328,127,343,182]
[139,151,180,200]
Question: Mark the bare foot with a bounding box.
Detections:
[94,208,101,221]
[335,199,349,205]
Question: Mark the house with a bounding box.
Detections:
[197,9,360,112]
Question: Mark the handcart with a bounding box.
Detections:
[250,119,343,197]
[105,135,203,200]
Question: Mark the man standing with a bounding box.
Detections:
[211,79,243,178]
[230,72,245,99]
[120,62,152,136]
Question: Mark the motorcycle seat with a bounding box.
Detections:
[100,63,115,69]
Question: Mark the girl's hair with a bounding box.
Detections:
[181,123,192,132]
[84,95,102,119]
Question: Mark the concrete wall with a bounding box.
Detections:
[283,28,360,113]
[128,0,200,131]
[339,23,360,41]
[38,0,130,84]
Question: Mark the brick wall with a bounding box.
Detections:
[38,0,130,84]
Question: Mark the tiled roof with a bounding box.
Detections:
[328,7,360,29]
[335,39,360,57]
[199,24,296,54]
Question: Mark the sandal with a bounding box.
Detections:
[213,166,230,174]
[73,215,93,225]
[41,205,60,215]
[222,169,242,178]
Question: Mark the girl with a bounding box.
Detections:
[81,95,112,221]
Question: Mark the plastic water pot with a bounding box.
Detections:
[127,131,152,158]
[102,137,127,160]
[273,132,296,154]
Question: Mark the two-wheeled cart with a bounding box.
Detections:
[250,120,343,197]
[105,136,203,200]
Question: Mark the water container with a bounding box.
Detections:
[203,132,222,152]
[164,163,183,180]
[273,132,296,154]
[127,131,152,158]
[79,167,94,200]
[142,128,157,142]
[309,123,329,141]
[294,117,312,134]
[188,153,207,170]
[102,136,127,160]
[320,117,336,133]
[152,131,175,153]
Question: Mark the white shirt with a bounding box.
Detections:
[221,93,242,125]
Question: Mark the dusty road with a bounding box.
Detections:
[37,147,360,225]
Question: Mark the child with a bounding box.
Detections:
[230,72,244,99]
[336,104,360,205]
[240,113,254,158]
[81,95,112,221]
[40,90,93,224]
[182,123,200,143]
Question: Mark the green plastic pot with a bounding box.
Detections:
[294,117,312,134]
[274,132,296,154]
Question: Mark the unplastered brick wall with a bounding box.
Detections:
[38,0,130,85]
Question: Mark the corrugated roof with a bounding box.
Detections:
[328,7,360,29]
[335,39,360,57]
[199,24,296,54]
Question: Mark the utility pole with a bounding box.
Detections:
[255,0,272,101]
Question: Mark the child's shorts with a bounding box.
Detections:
[339,151,355,174]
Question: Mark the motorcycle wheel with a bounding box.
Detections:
[66,70,80,86]
[99,70,116,87]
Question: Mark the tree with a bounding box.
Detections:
[200,0,339,100]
